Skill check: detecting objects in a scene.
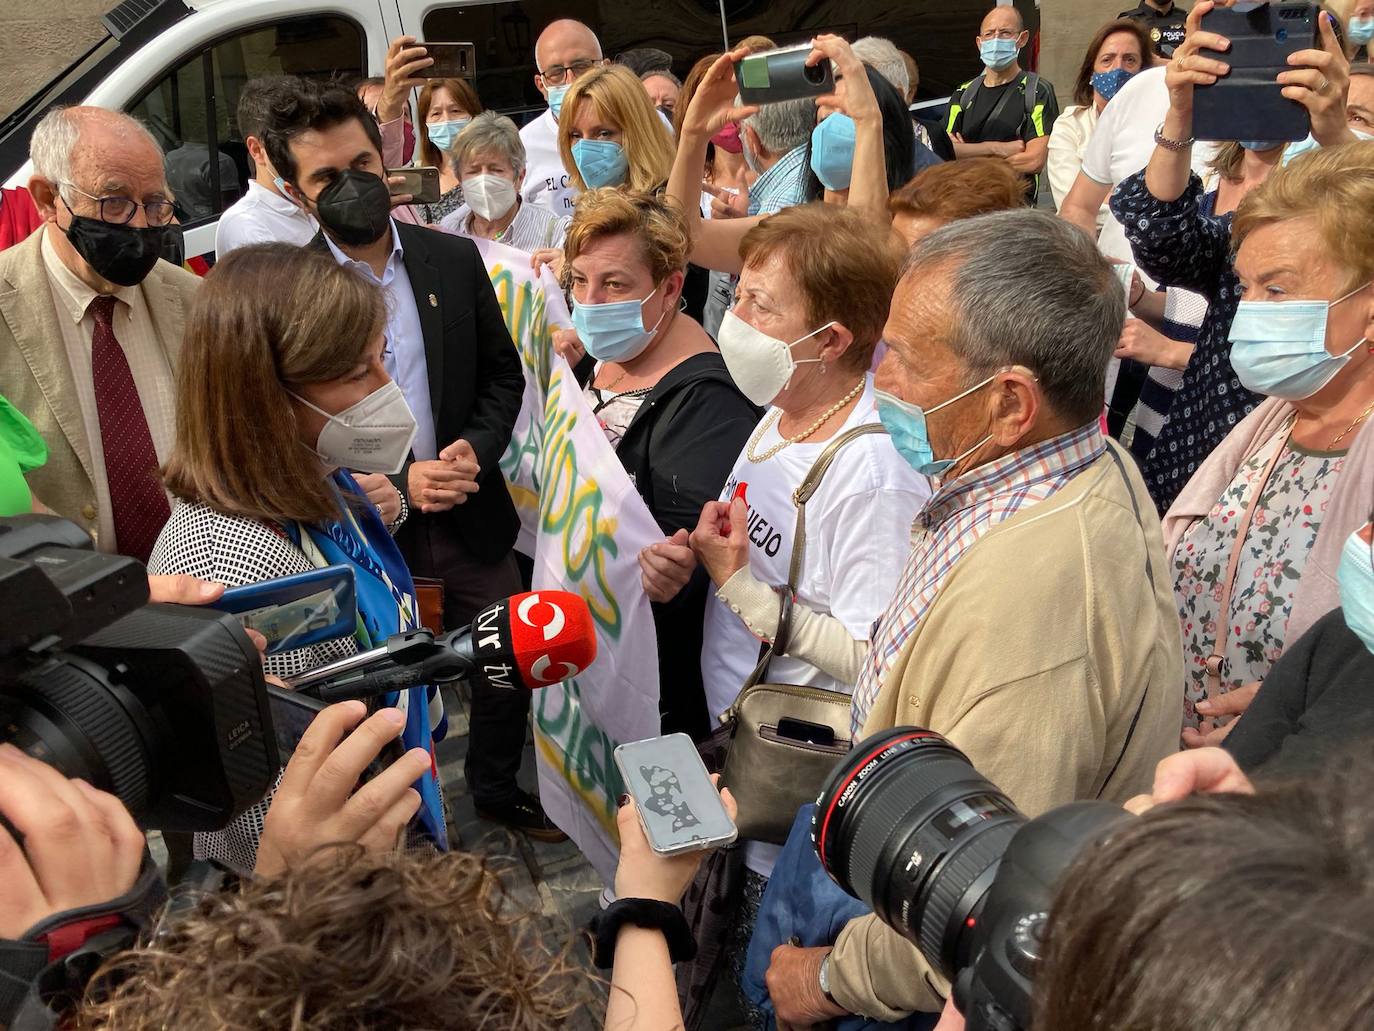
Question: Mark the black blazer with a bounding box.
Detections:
[309,223,525,563]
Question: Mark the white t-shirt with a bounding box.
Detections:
[520,109,578,217]
[1079,67,1216,265]
[214,179,317,255]
[700,378,930,874]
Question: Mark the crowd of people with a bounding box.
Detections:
[2,1,1374,1027]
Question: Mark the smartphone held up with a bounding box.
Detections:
[615,733,738,856]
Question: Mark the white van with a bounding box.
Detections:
[0,0,1022,265]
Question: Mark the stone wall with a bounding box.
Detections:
[1039,0,1128,107]
[0,1,108,119]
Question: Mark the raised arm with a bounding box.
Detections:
[666,48,764,275]
[807,35,889,226]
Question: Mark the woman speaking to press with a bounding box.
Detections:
[149,243,442,872]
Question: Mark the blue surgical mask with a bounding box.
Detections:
[1090,68,1134,103]
[272,175,289,197]
[875,376,996,478]
[572,287,669,363]
[1239,139,1285,152]
[979,38,1020,71]
[1350,16,1374,44]
[548,84,570,119]
[810,113,857,191]
[426,117,470,153]
[1228,286,1369,400]
[571,138,629,189]
[1337,528,1374,656]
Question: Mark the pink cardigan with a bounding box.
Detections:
[1162,395,1374,647]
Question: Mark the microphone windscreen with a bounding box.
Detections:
[470,591,598,690]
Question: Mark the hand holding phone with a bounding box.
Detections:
[614,767,737,903]
[736,42,834,105]
[389,166,441,205]
[614,733,737,858]
[254,700,432,878]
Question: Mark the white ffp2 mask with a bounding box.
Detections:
[463,174,519,222]
[716,309,835,407]
[291,380,418,475]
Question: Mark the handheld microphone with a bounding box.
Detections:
[286,591,597,703]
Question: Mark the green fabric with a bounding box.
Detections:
[0,394,47,516]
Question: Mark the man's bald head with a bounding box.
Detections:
[535,19,602,71]
[30,105,166,207]
[980,5,1026,36]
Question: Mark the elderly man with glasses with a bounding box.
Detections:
[519,19,609,216]
[0,105,199,561]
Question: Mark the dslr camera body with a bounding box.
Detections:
[813,728,1128,1031]
[0,515,279,830]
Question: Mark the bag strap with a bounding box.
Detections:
[1203,420,1294,699]
[744,422,883,688]
[1023,72,1040,127]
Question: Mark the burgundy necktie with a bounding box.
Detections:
[89,295,171,563]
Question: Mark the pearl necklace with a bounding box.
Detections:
[745,380,865,463]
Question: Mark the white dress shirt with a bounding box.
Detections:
[40,228,176,553]
[322,223,438,462]
[214,179,317,255]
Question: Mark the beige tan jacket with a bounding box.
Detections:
[0,228,198,545]
[828,443,1184,1020]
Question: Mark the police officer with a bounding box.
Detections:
[1118,0,1188,58]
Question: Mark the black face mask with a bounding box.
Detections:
[62,201,169,287]
[313,169,392,247]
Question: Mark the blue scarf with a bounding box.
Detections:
[288,472,447,849]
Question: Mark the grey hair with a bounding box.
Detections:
[741,94,814,156]
[641,69,681,88]
[903,210,1124,422]
[448,111,526,176]
[851,37,910,99]
[30,105,164,203]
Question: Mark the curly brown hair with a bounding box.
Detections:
[76,847,595,1030]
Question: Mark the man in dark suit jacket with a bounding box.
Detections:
[265,79,564,840]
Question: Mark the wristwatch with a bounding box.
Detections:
[1153,122,1194,152]
[818,952,837,1005]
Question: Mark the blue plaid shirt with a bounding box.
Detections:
[747,143,810,216]
[850,422,1108,735]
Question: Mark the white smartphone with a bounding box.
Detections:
[614,733,737,856]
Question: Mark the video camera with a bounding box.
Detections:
[813,728,1131,1031]
[0,515,280,832]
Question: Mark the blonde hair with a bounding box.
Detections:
[557,64,675,193]
[563,187,690,287]
[1232,140,1374,294]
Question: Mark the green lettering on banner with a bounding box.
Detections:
[535,676,626,833]
[535,374,624,639]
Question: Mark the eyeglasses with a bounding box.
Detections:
[59,182,177,227]
[539,59,597,85]
[978,29,1023,41]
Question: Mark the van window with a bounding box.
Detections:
[128,17,364,227]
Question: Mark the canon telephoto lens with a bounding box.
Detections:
[813,728,1027,978]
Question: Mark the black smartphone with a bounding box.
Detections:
[417,42,476,80]
[389,166,441,205]
[776,717,838,747]
[735,42,834,105]
[266,685,404,781]
[1193,2,1317,142]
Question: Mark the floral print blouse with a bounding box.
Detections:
[1111,170,1261,514]
[1173,431,1346,727]
[418,183,464,226]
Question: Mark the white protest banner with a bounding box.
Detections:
[529,356,662,882]
[470,236,571,557]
